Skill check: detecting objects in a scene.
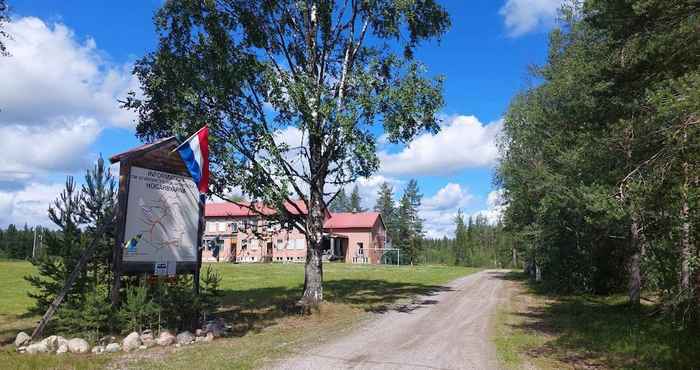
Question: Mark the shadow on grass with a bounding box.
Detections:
[215,279,451,338]
[495,271,700,370]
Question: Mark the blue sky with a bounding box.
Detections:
[0,0,562,237]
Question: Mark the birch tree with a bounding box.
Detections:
[124,0,449,305]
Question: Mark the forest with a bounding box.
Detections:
[497,0,699,323]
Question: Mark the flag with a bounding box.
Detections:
[175,126,209,193]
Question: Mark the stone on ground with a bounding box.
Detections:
[176,331,194,345]
[122,331,142,352]
[156,330,176,346]
[91,345,105,354]
[14,332,31,348]
[105,343,121,353]
[67,338,90,354]
[204,318,226,337]
[25,342,49,354]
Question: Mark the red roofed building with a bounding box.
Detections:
[202,202,388,264]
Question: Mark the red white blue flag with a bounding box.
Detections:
[175,126,209,194]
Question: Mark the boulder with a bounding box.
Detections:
[176,331,194,345]
[14,332,31,348]
[67,338,89,354]
[156,331,176,346]
[42,335,67,352]
[122,332,142,352]
[204,318,226,337]
[16,346,27,353]
[25,342,49,354]
[98,336,116,346]
[105,343,121,353]
[140,330,156,348]
[56,344,69,355]
[205,332,214,342]
[91,345,105,354]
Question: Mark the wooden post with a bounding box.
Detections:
[193,193,205,295]
[32,225,105,340]
[111,160,131,306]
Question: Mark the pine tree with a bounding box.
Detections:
[397,180,424,264]
[349,185,365,213]
[329,188,351,212]
[374,182,397,243]
[453,210,467,265]
[25,177,86,314]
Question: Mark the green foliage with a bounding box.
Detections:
[118,283,160,334]
[54,285,114,340]
[497,0,699,316]
[395,180,424,263]
[374,182,398,243]
[349,185,365,213]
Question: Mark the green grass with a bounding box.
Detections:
[0,260,477,369]
[493,272,700,370]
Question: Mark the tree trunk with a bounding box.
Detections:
[301,183,325,306]
[628,211,645,306]
[680,160,691,291]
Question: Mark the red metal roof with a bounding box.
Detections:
[205,200,308,217]
[324,212,381,229]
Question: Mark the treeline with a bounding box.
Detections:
[347,180,516,267]
[0,224,51,260]
[418,213,518,268]
[498,0,699,318]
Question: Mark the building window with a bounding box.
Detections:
[218,222,226,232]
[357,242,364,255]
[206,222,215,232]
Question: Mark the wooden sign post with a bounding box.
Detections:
[109,137,204,306]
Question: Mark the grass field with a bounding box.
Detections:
[0,260,477,369]
[493,272,700,370]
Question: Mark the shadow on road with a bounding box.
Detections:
[215,279,452,338]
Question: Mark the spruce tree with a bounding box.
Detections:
[374,182,397,243]
[329,188,351,212]
[349,185,365,213]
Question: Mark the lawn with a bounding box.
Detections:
[0,260,477,369]
[493,272,700,370]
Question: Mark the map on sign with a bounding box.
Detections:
[123,166,199,263]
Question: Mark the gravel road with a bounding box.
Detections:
[269,270,511,370]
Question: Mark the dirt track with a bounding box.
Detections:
[269,270,511,370]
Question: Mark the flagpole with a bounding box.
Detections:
[171,125,208,153]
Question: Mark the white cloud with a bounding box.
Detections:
[471,189,506,224]
[420,183,476,238]
[0,17,138,127]
[0,16,139,226]
[0,182,65,228]
[500,0,563,37]
[0,118,101,182]
[378,116,502,176]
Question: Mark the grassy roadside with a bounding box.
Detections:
[0,261,477,369]
[493,271,700,370]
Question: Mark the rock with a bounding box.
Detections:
[156,330,176,346]
[195,329,204,337]
[42,335,67,352]
[140,330,154,341]
[14,332,31,347]
[67,338,89,354]
[205,332,214,342]
[105,343,121,353]
[25,342,49,354]
[98,336,116,346]
[17,346,27,353]
[176,331,194,345]
[204,318,226,337]
[194,336,206,343]
[56,344,68,355]
[122,332,142,352]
